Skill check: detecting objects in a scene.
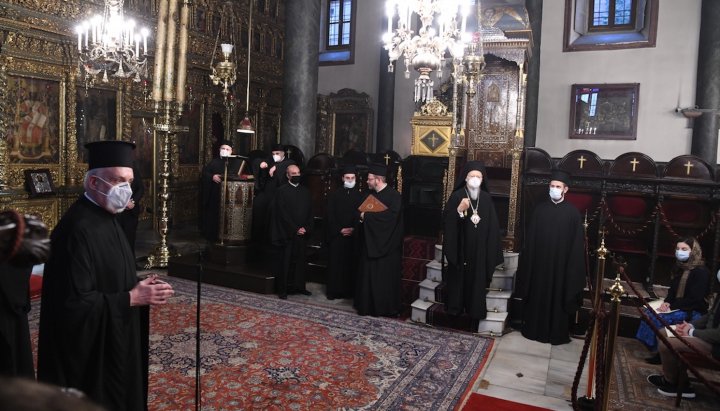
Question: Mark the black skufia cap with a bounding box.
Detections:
[86,141,135,170]
[367,163,387,177]
[342,165,357,175]
[219,140,233,147]
[271,143,285,152]
[551,169,572,185]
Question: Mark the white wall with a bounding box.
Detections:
[317,0,385,151]
[535,0,702,161]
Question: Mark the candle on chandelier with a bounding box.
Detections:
[76,27,82,51]
[141,28,149,55]
[135,34,140,57]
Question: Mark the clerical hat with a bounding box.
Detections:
[86,141,135,170]
[455,160,489,192]
[218,139,233,147]
[342,165,357,175]
[367,163,387,177]
[271,143,285,152]
[550,169,572,185]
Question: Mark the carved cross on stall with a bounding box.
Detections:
[630,158,640,172]
[286,147,293,158]
[684,161,694,175]
[577,155,587,169]
[384,154,391,166]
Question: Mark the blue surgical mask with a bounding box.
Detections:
[549,187,563,201]
[675,249,690,262]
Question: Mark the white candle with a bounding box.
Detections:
[135,34,140,57]
[76,28,82,51]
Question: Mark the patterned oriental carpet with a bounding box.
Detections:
[140,278,493,410]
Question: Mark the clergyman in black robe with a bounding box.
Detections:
[37,141,174,411]
[251,143,296,261]
[515,169,586,345]
[270,164,314,299]
[355,164,404,317]
[117,162,145,253]
[325,166,363,300]
[199,140,241,242]
[443,161,503,320]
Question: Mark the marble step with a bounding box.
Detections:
[418,278,441,302]
[477,311,508,336]
[425,260,443,282]
[410,298,433,323]
[486,290,512,313]
[489,272,514,292]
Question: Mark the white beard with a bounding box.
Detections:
[467,187,479,200]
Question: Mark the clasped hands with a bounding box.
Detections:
[457,198,471,214]
[130,274,175,306]
[340,227,354,237]
[674,321,694,337]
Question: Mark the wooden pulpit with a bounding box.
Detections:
[219,177,254,243]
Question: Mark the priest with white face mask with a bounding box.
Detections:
[200,140,242,242]
[442,161,503,320]
[38,141,174,411]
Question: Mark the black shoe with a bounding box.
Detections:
[278,294,287,300]
[645,353,661,365]
[657,384,695,399]
[298,289,312,296]
[647,374,668,388]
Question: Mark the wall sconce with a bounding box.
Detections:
[675,106,720,119]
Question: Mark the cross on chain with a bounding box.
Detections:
[630,158,639,172]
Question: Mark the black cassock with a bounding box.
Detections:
[515,199,586,345]
[117,164,145,252]
[199,157,240,242]
[251,158,295,258]
[270,183,314,295]
[0,262,34,378]
[355,187,404,316]
[38,196,147,411]
[325,186,363,299]
[443,189,503,320]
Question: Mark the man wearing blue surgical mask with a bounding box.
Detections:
[38,141,175,411]
[515,169,587,345]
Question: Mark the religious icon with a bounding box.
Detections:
[6,76,60,163]
[24,169,55,196]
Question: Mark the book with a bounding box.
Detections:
[648,298,679,314]
[358,194,388,213]
[666,324,677,338]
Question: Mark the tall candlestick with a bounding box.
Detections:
[175,0,190,104]
[163,0,179,102]
[152,0,169,103]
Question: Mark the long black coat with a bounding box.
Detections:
[325,186,363,299]
[0,262,34,378]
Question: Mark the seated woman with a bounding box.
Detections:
[636,237,711,364]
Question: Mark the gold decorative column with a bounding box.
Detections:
[0,57,9,191]
[145,0,191,268]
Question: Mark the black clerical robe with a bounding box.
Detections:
[270,183,313,295]
[0,262,34,379]
[326,186,363,299]
[355,186,404,316]
[251,157,296,258]
[200,157,241,242]
[117,164,144,252]
[443,189,503,320]
[515,199,586,345]
[38,196,146,411]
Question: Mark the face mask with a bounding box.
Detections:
[344,180,356,189]
[94,177,133,213]
[675,249,690,262]
[272,154,283,163]
[467,177,481,189]
[716,269,720,283]
[549,187,564,201]
[289,175,301,185]
[219,149,231,158]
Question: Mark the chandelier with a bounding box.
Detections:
[75,0,150,85]
[383,0,471,102]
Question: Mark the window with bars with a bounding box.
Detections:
[327,0,353,48]
[588,0,636,31]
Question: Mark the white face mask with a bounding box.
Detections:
[549,187,564,201]
[272,154,283,163]
[94,176,133,213]
[344,180,356,189]
[467,177,482,189]
[676,249,691,262]
[716,269,720,283]
[219,148,231,158]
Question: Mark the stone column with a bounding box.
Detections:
[690,0,720,166]
[281,0,320,160]
[523,0,543,148]
[376,18,396,153]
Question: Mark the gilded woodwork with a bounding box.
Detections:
[11,198,59,229]
[410,100,453,157]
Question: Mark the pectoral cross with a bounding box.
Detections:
[630,158,639,172]
[684,161,694,175]
[577,155,586,169]
[384,153,391,166]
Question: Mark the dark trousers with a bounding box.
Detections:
[272,236,307,296]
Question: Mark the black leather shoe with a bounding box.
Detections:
[278,294,287,300]
[298,289,312,296]
[645,353,661,365]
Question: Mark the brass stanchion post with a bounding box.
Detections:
[602,272,624,411]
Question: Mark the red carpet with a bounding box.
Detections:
[29,275,42,300]
[461,393,552,411]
